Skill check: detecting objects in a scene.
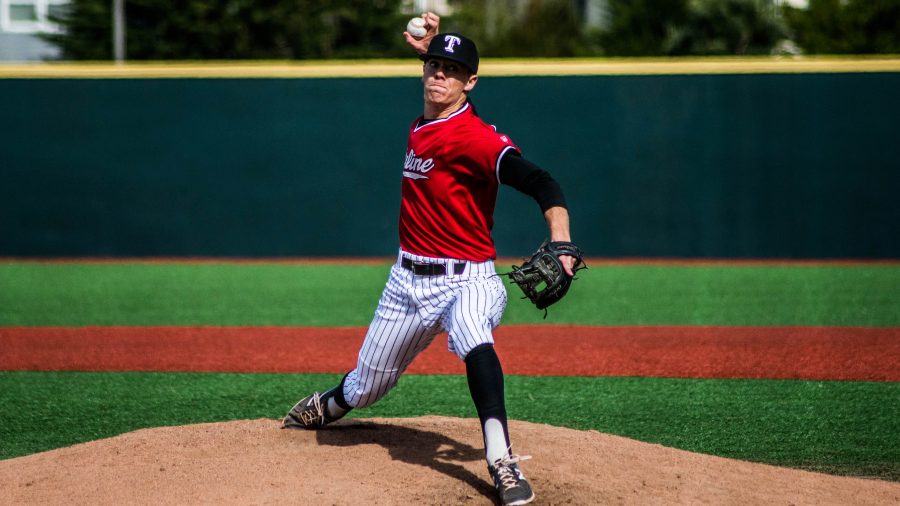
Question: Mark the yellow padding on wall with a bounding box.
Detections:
[1,56,898,78]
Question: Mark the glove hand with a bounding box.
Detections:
[559,254,577,277]
[505,240,586,314]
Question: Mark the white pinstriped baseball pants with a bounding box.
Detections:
[342,250,508,409]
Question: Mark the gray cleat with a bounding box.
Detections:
[282,392,335,430]
[488,454,535,506]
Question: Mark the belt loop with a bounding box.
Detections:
[453,262,466,275]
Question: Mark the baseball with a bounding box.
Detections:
[406,17,427,39]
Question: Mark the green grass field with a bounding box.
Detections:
[1,372,898,479]
[1,261,898,481]
[1,262,897,326]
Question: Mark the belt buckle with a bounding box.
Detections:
[411,260,436,275]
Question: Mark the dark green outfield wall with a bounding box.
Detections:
[2,73,898,258]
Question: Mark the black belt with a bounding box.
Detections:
[401,257,466,276]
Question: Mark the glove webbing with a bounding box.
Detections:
[503,240,587,318]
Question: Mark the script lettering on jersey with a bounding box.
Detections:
[403,149,434,180]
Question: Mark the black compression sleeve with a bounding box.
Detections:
[498,152,567,212]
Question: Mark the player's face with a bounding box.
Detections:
[422,58,477,107]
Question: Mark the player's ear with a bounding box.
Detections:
[464,74,478,92]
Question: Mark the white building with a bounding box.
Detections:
[0,0,67,61]
[777,0,809,7]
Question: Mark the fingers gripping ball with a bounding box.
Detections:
[506,241,586,315]
[407,17,427,39]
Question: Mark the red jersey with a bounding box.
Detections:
[399,102,519,261]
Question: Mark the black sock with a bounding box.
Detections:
[465,343,511,461]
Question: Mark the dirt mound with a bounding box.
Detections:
[1,417,898,505]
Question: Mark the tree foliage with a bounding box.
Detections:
[782,0,900,54]
[596,0,788,56]
[595,0,689,56]
[449,0,586,57]
[44,0,411,60]
[42,0,899,60]
[667,0,788,55]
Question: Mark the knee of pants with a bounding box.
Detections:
[342,367,401,409]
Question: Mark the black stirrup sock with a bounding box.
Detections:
[465,343,511,461]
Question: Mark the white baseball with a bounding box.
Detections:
[407,17,427,39]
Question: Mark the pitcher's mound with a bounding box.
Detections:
[1,416,898,505]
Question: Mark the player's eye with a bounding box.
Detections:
[446,64,459,73]
[428,60,440,69]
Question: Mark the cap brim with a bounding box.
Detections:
[419,53,476,74]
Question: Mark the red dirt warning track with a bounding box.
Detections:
[2,325,898,381]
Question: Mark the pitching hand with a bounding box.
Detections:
[404,12,440,55]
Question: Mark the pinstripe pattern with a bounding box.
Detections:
[343,249,507,408]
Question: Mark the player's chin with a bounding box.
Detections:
[424,91,452,105]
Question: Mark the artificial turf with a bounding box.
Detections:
[1,262,898,326]
[1,371,897,480]
[1,261,897,481]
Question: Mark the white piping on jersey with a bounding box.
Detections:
[413,102,472,133]
[495,145,517,184]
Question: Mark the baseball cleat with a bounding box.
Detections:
[488,454,535,506]
[282,392,332,430]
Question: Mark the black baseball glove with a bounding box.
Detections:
[505,240,586,316]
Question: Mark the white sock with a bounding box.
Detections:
[325,397,348,419]
[484,418,509,464]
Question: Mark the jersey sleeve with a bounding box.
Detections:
[452,126,520,182]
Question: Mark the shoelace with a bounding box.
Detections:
[492,453,532,490]
[297,392,324,426]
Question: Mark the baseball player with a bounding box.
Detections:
[283,13,576,506]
